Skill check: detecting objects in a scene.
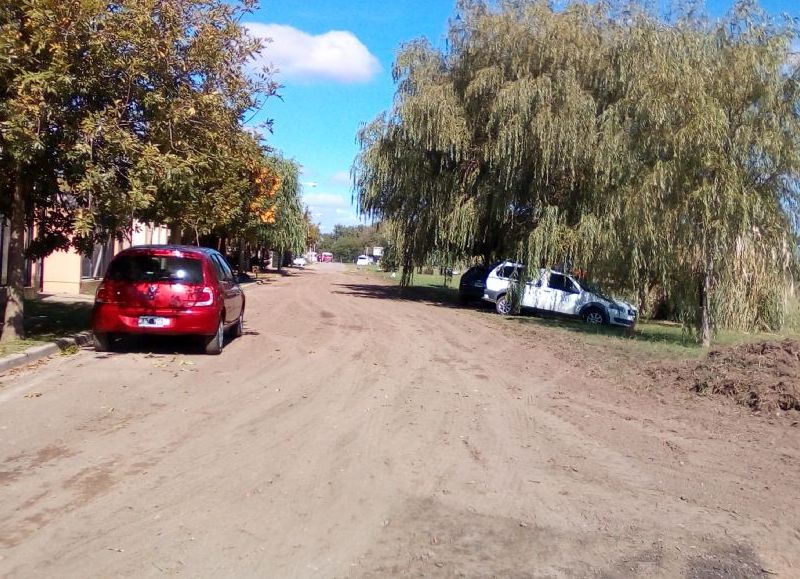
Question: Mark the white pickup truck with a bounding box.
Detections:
[482,261,637,327]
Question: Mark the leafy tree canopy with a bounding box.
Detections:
[355,0,800,345]
[0,0,296,340]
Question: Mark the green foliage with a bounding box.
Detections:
[1,0,278,251]
[0,0,289,339]
[319,224,387,263]
[355,0,800,343]
[254,155,308,255]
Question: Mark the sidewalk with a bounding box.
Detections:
[0,293,94,374]
[39,292,95,304]
[0,332,93,374]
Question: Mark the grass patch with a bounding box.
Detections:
[786,297,800,335]
[506,315,702,359]
[348,264,462,289]
[80,278,102,296]
[349,264,800,361]
[0,299,92,357]
[500,310,799,361]
[0,337,49,357]
[347,265,464,306]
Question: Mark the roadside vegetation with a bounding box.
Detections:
[354,0,800,347]
[0,0,311,343]
[317,225,388,264]
[0,300,91,356]
[352,264,800,359]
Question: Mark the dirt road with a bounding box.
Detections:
[1,264,798,578]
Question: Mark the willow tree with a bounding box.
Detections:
[355,0,800,345]
[529,1,800,345]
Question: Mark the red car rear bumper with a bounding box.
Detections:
[92,304,220,336]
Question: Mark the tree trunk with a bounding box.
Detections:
[699,255,713,348]
[168,226,182,244]
[1,165,28,342]
[237,241,247,276]
[637,282,648,319]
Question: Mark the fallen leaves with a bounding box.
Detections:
[149,355,197,372]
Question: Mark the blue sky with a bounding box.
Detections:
[246,0,799,232]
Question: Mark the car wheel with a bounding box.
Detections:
[204,319,224,355]
[495,294,513,315]
[233,312,244,338]
[93,332,113,352]
[583,308,606,325]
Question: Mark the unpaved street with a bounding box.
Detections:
[1,264,798,578]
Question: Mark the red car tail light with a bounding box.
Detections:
[95,283,119,304]
[193,286,215,306]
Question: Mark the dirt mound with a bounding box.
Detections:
[651,339,800,413]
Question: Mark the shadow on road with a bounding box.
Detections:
[238,267,312,285]
[333,282,693,350]
[94,331,255,356]
[332,282,492,311]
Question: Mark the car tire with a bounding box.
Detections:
[204,319,224,355]
[582,307,607,326]
[93,332,113,352]
[495,294,513,315]
[232,312,244,338]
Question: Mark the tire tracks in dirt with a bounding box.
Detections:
[0,264,795,577]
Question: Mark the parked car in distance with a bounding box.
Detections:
[458,262,499,302]
[482,261,637,327]
[355,255,370,266]
[91,245,245,354]
[292,256,307,267]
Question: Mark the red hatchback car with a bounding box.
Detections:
[91,245,245,354]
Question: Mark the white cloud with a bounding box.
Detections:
[303,191,360,232]
[309,205,361,233]
[247,23,381,84]
[329,170,351,186]
[304,192,348,207]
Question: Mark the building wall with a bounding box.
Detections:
[130,223,170,246]
[40,222,171,295]
[41,247,82,294]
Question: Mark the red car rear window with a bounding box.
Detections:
[107,255,204,284]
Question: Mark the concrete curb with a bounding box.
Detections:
[0,331,94,375]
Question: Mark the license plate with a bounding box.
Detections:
[138,316,169,328]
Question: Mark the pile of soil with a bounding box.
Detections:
[650,339,800,413]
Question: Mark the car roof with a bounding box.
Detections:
[118,244,218,256]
